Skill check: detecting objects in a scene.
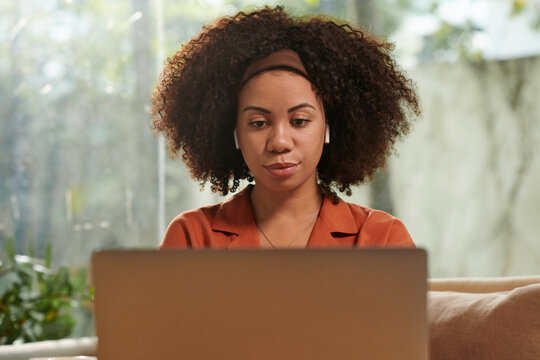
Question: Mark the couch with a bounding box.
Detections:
[428,275,540,360]
[1,276,539,360]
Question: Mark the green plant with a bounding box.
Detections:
[0,238,92,345]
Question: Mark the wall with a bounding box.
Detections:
[390,57,540,277]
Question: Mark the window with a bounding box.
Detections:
[1,0,539,291]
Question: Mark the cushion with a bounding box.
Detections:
[428,283,540,360]
[428,276,540,293]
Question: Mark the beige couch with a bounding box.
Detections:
[428,275,540,360]
[1,276,538,360]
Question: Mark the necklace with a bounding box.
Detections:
[257,204,321,249]
[258,215,318,249]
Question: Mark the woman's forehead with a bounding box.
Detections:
[237,71,324,114]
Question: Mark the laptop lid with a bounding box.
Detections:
[92,249,427,360]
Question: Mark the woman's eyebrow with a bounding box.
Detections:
[242,103,316,113]
[242,106,270,113]
[288,103,316,112]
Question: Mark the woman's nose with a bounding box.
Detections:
[267,123,293,153]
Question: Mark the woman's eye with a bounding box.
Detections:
[291,118,310,127]
[249,120,266,128]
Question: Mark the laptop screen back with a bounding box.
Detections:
[92,249,427,360]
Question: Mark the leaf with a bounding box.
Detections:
[0,315,15,341]
[42,315,75,340]
[44,243,52,268]
[4,326,22,345]
[5,237,15,262]
[71,268,88,293]
[511,0,527,16]
[22,320,38,342]
[28,310,45,322]
[0,238,91,344]
[0,272,22,298]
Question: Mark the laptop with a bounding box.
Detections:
[91,249,427,360]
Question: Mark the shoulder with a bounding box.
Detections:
[341,200,415,247]
[159,185,254,249]
[159,203,221,249]
[345,202,397,225]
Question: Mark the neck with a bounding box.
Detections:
[250,181,323,223]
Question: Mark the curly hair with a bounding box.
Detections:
[151,6,420,198]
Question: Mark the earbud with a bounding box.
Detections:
[324,123,330,144]
[233,127,240,149]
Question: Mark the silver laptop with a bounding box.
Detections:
[91,249,427,360]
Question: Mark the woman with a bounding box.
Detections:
[152,6,420,249]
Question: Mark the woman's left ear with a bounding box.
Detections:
[234,127,240,149]
[324,123,330,144]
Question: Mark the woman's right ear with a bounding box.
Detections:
[233,127,240,150]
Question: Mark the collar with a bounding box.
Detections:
[212,185,360,248]
[308,193,359,247]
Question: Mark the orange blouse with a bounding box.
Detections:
[160,186,415,249]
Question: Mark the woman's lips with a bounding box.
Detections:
[264,162,299,178]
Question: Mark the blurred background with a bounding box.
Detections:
[1,0,539,276]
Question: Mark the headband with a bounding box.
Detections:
[239,49,310,89]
